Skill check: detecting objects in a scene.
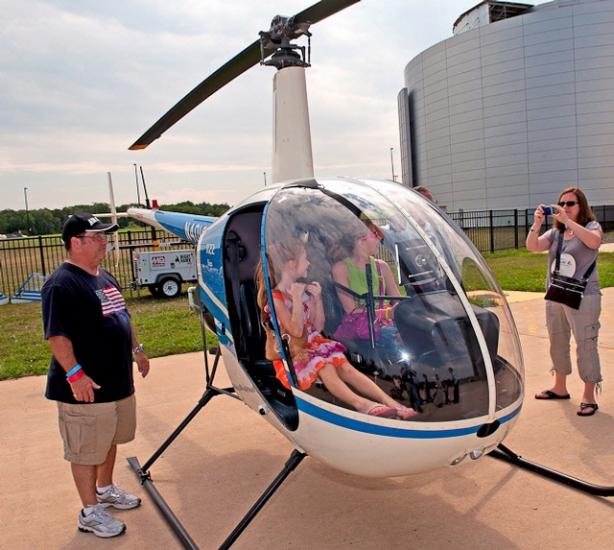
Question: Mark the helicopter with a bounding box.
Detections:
[124,1,527,547]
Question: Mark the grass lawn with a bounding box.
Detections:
[1,247,612,381]
[0,295,216,381]
[482,249,614,292]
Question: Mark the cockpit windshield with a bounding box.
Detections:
[262,180,523,422]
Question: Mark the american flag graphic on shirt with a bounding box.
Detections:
[96,285,127,317]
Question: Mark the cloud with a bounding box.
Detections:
[1,0,488,210]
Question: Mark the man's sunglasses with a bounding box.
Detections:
[558,201,578,207]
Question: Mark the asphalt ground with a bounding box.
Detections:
[1,289,613,549]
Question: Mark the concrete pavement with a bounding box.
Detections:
[1,289,613,549]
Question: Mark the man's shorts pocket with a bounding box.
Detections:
[59,411,97,456]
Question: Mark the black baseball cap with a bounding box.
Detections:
[61,212,119,243]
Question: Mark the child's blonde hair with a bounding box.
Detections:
[255,238,306,322]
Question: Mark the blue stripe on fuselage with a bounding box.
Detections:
[294,396,521,439]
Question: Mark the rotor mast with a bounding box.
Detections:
[260,16,314,184]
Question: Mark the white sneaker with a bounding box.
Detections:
[78,504,126,538]
[96,484,141,510]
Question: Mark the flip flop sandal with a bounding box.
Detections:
[535,390,571,400]
[395,405,418,420]
[365,404,397,418]
[577,402,599,416]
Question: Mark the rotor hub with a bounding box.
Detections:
[259,15,312,69]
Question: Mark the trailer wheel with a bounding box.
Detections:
[158,276,181,298]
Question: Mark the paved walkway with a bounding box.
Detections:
[2,290,613,549]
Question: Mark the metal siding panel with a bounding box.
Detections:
[484,111,527,128]
[526,93,575,111]
[482,68,526,88]
[577,111,614,125]
[525,82,575,100]
[452,168,487,183]
[484,122,527,138]
[484,142,528,157]
[524,39,574,57]
[528,125,577,142]
[575,100,614,115]
[523,27,573,47]
[450,118,484,135]
[525,61,575,79]
[452,158,486,172]
[527,115,576,132]
[578,155,614,169]
[524,13,573,34]
[575,77,614,93]
[527,103,576,120]
[451,148,485,163]
[449,98,484,114]
[450,128,485,144]
[524,49,575,68]
[578,132,614,146]
[482,56,525,77]
[525,70,575,89]
[530,158,578,173]
[450,107,483,126]
[577,122,614,136]
[529,148,578,163]
[483,100,526,118]
[485,131,528,148]
[529,169,579,185]
[575,31,614,49]
[528,136,578,152]
[486,164,529,178]
[482,45,524,67]
[486,153,529,168]
[451,138,485,154]
[448,88,484,107]
[578,143,614,158]
[483,90,526,108]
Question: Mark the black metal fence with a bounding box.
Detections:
[447,204,614,254]
[1,206,612,302]
[0,230,190,302]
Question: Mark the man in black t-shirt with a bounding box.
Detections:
[42,213,150,538]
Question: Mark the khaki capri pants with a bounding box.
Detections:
[545,293,602,384]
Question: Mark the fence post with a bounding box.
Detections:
[514,209,519,249]
[525,208,529,237]
[38,235,47,276]
[489,210,495,253]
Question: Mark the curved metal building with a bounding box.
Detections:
[399,0,614,210]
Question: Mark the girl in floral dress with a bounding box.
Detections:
[257,238,416,420]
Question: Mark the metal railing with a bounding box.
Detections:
[0,230,190,302]
[447,204,614,254]
[1,206,612,302]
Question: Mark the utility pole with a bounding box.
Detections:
[389,147,396,182]
[24,187,31,234]
[133,163,141,205]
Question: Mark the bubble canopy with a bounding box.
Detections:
[262,179,524,423]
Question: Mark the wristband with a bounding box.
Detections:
[66,364,82,378]
[68,369,85,384]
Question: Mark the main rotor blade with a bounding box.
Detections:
[129,40,272,150]
[129,0,362,150]
[293,0,361,26]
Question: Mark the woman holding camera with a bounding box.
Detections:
[526,187,603,416]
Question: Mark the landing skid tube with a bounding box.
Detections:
[127,347,307,548]
[489,443,614,497]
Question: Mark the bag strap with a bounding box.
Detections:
[582,260,597,281]
[554,227,597,281]
[554,228,564,272]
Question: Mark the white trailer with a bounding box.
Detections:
[133,249,197,298]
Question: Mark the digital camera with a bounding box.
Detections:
[542,205,554,216]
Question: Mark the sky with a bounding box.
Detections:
[3,0,490,211]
